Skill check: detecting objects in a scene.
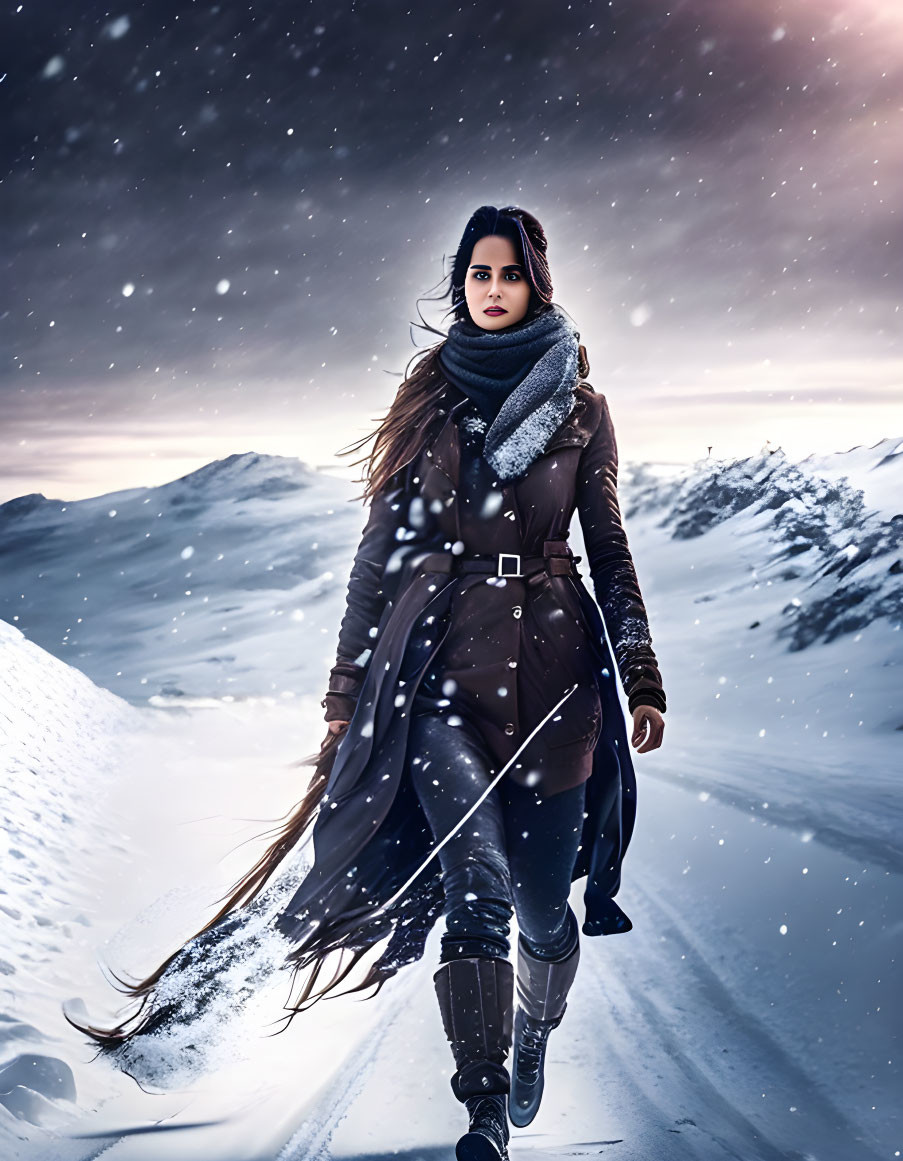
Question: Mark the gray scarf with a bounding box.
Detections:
[437,304,580,482]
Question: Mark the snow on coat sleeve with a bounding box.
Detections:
[575,394,667,717]
[322,470,409,722]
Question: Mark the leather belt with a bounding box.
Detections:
[417,539,582,584]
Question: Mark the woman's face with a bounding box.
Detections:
[464,234,532,330]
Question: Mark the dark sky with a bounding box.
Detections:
[2,0,901,501]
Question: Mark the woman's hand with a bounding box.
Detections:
[321,719,350,749]
[630,706,664,753]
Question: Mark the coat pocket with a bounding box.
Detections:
[543,680,603,754]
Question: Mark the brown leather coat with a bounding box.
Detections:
[274,381,667,957]
[323,380,666,799]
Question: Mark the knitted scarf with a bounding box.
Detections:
[437,303,580,482]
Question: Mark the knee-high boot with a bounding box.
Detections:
[508,923,580,1127]
[433,956,514,1161]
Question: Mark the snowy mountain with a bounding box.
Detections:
[601,437,902,873]
[0,440,900,1160]
[0,452,368,707]
[620,436,903,651]
[1,441,900,708]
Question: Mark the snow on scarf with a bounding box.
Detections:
[437,303,581,482]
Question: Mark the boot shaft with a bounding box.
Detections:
[507,922,580,1128]
[433,956,514,1100]
[515,927,580,1024]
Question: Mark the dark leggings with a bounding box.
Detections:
[406,710,586,964]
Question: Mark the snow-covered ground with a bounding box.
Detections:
[0,437,899,1160]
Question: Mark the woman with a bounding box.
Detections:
[67,205,666,1161]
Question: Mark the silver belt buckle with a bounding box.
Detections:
[498,552,522,578]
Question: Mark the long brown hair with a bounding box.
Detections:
[337,342,451,503]
[65,205,565,1052]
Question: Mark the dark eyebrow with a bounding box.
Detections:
[469,263,525,271]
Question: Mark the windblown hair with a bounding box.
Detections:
[65,204,582,1055]
[63,729,346,1050]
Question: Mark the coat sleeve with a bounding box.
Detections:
[321,470,408,723]
[575,394,667,716]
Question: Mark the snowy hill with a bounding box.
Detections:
[0,620,138,1143]
[592,437,902,872]
[619,436,902,651]
[0,620,404,1160]
[1,441,900,711]
[0,452,367,706]
[800,435,903,521]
